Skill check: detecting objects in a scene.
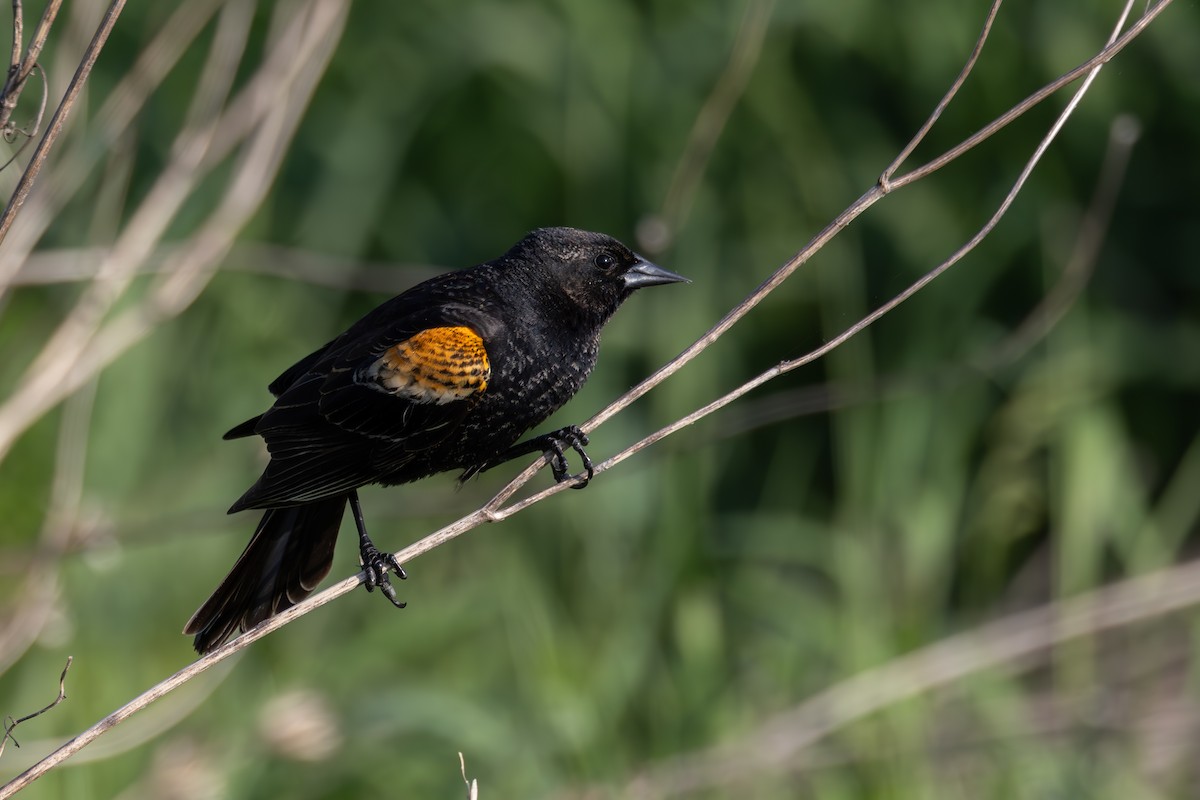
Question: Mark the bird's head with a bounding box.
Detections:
[503,227,687,328]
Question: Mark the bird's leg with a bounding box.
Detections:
[479,425,594,489]
[349,490,406,608]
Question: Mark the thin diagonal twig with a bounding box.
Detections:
[6,1,21,87]
[15,0,61,88]
[888,0,1168,191]
[881,0,1004,183]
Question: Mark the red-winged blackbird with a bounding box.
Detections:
[184,227,686,653]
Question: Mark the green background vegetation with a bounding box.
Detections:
[2,0,1198,797]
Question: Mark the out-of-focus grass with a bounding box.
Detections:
[2,0,1199,798]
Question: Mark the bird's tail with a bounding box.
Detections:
[184,497,346,654]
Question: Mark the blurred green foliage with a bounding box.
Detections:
[2,0,1199,797]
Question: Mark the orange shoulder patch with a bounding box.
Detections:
[368,326,490,404]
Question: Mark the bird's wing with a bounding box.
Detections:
[316,320,492,449]
[229,305,498,510]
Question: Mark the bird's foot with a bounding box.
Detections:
[359,540,407,609]
[468,424,595,488]
[536,425,594,488]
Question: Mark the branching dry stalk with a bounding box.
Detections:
[713,111,1142,439]
[0,0,1180,795]
[0,657,71,760]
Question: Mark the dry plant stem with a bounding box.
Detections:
[580,0,1168,444]
[14,0,60,84]
[887,0,1169,191]
[1,0,25,133]
[459,752,480,800]
[6,1,20,84]
[10,541,1200,798]
[6,662,234,769]
[881,0,1002,179]
[83,0,347,369]
[0,0,123,245]
[621,560,1200,798]
[568,0,1147,485]
[0,653,235,797]
[719,112,1141,440]
[0,657,71,760]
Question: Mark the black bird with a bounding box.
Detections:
[185,227,687,653]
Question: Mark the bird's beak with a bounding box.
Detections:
[622,257,689,290]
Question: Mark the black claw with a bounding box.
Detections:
[360,542,407,608]
[573,446,594,490]
[350,489,407,609]
[542,436,568,482]
[543,425,592,488]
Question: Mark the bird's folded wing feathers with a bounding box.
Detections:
[230,308,498,509]
[315,318,490,441]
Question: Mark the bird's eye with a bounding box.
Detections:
[594,253,617,270]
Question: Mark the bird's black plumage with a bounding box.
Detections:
[185,227,686,653]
